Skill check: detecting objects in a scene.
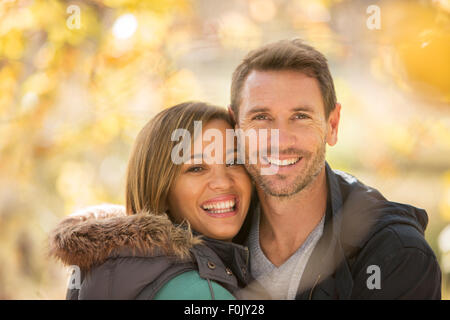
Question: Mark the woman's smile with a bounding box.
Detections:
[200,194,240,218]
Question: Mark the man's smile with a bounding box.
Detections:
[266,155,301,167]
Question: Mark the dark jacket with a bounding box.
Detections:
[234,163,442,299]
[49,212,266,299]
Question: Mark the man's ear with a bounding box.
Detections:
[326,103,341,146]
[228,106,237,128]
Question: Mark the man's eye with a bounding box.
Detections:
[187,166,204,173]
[293,113,310,120]
[252,114,269,121]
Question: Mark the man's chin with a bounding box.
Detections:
[258,177,308,198]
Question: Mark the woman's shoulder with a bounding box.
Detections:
[48,207,202,299]
[154,270,236,300]
[75,256,196,299]
[49,211,202,271]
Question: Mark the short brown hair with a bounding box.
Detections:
[230,39,337,119]
[125,101,231,216]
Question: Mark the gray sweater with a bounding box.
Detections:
[247,205,325,299]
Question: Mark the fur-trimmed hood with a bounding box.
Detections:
[48,208,202,271]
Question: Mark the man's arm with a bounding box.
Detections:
[353,247,441,299]
[351,225,442,299]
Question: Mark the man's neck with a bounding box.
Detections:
[257,166,328,267]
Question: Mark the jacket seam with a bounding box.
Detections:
[385,225,435,258]
[106,260,115,299]
[348,225,435,280]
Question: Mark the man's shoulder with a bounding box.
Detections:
[384,223,434,254]
[331,168,386,202]
[348,222,442,299]
[330,167,433,258]
[362,222,436,260]
[341,195,434,262]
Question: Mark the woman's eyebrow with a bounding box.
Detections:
[226,148,238,157]
[191,150,234,158]
[188,153,204,163]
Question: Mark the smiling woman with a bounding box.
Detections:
[49,101,266,300]
[125,102,252,225]
[168,118,251,241]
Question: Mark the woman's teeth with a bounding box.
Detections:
[202,200,236,213]
[266,156,300,166]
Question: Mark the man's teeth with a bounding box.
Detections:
[267,157,300,166]
[202,200,236,213]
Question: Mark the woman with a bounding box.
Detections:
[49,101,265,299]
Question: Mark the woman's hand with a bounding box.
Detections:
[69,204,126,221]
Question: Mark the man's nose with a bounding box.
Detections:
[271,122,297,150]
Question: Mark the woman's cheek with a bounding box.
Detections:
[232,169,252,199]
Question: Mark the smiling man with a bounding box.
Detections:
[230,39,441,299]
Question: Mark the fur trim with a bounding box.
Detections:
[48,210,202,271]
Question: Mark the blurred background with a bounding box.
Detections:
[0,0,449,299]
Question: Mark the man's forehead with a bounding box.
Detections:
[244,69,317,86]
[239,70,324,115]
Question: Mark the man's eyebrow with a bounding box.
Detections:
[245,106,271,115]
[291,105,315,113]
[246,105,316,116]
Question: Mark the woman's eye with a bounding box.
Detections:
[187,166,204,173]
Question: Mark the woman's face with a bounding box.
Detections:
[167,119,252,241]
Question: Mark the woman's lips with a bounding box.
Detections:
[200,195,239,218]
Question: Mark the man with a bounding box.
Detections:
[230,39,441,299]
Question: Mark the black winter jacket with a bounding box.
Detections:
[234,163,442,299]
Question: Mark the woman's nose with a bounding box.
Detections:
[208,167,233,191]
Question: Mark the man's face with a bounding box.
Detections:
[236,69,340,197]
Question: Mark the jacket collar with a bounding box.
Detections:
[295,162,354,299]
[190,236,250,288]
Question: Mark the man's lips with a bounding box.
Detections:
[261,155,302,167]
